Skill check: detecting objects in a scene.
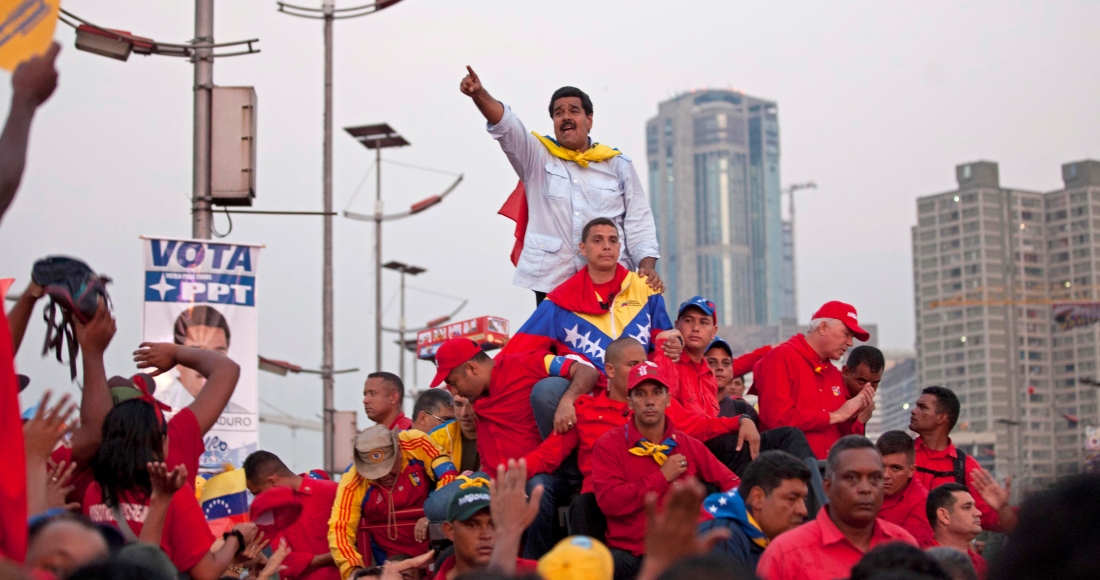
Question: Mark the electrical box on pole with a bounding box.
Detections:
[211,86,257,206]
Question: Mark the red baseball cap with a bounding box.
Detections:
[812,301,870,342]
[627,361,672,392]
[249,485,303,536]
[429,338,483,388]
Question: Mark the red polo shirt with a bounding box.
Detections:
[274,478,340,580]
[878,477,934,548]
[912,437,1001,531]
[474,352,576,470]
[431,555,538,580]
[525,394,745,492]
[754,334,864,458]
[756,506,917,580]
[387,413,413,431]
[591,417,739,556]
[651,338,719,419]
[929,540,988,580]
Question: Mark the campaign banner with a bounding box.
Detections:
[1053,302,1100,331]
[141,237,262,471]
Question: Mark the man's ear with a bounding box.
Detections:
[605,363,616,380]
[936,506,951,529]
[747,486,765,513]
[442,522,455,541]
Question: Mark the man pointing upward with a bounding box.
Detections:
[460,66,661,303]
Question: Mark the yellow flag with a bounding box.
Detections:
[0,0,60,72]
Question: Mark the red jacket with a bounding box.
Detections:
[878,477,934,548]
[913,437,1002,531]
[524,394,746,492]
[275,478,340,580]
[754,334,864,458]
[652,340,773,420]
[591,417,739,556]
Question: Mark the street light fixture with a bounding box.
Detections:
[382,261,425,384]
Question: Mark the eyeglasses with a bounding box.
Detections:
[427,412,454,424]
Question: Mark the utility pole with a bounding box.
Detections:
[375,146,383,371]
[192,0,215,239]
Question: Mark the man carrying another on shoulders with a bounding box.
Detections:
[754,301,875,459]
[362,372,412,431]
[875,431,934,547]
[756,436,917,580]
[459,67,660,304]
[926,484,988,580]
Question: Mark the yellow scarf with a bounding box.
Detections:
[628,440,673,466]
[532,133,621,167]
[457,474,491,489]
[746,512,770,549]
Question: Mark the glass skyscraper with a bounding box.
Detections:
[645,89,791,326]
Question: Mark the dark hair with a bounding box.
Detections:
[825,435,878,479]
[28,512,102,544]
[925,547,978,580]
[922,386,960,430]
[655,554,755,580]
[581,217,617,243]
[850,542,949,580]
[173,305,231,347]
[989,474,1100,580]
[93,399,168,508]
[548,86,593,117]
[367,371,405,401]
[876,430,916,462]
[243,450,293,484]
[70,562,160,580]
[413,389,453,422]
[926,482,969,530]
[606,336,645,365]
[738,450,812,501]
[847,345,885,374]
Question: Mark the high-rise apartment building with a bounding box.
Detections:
[645,89,792,326]
[912,160,1100,490]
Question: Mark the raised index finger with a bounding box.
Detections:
[466,65,475,76]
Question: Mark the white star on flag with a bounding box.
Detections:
[149,274,175,300]
[628,314,652,345]
[708,505,718,513]
[563,324,584,349]
[718,497,727,505]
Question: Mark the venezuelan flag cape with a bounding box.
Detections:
[200,468,250,536]
[502,265,671,377]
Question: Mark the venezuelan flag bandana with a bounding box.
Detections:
[456,474,491,489]
[703,488,769,549]
[532,133,621,167]
[628,437,678,466]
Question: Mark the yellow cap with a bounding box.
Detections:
[537,536,613,580]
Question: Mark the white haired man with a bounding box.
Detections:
[754,301,875,459]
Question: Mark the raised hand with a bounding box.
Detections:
[23,391,76,459]
[148,462,188,501]
[459,65,483,96]
[255,538,293,580]
[133,342,180,376]
[12,42,60,107]
[75,299,116,354]
[637,479,731,580]
[45,459,80,511]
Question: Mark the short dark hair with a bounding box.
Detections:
[824,435,878,479]
[413,389,453,422]
[926,482,969,530]
[922,386,961,430]
[737,450,812,501]
[655,554,754,580]
[367,371,404,400]
[876,430,916,463]
[243,450,293,484]
[850,543,949,580]
[847,345,885,374]
[548,86,593,117]
[173,305,231,347]
[925,547,978,580]
[606,336,645,366]
[581,217,617,243]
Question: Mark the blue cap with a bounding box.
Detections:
[706,337,733,356]
[677,296,717,321]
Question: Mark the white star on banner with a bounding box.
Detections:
[708,505,718,513]
[563,324,584,349]
[149,274,175,300]
[718,497,727,505]
[629,314,652,345]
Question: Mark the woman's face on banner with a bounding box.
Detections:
[178,324,229,396]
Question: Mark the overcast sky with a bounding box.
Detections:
[2,1,1097,470]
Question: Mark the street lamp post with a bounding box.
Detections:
[382,261,426,383]
[782,181,817,318]
[276,0,406,474]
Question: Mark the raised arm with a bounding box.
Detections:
[459,66,504,125]
[133,342,241,434]
[1,43,59,221]
[70,302,116,466]
[7,281,43,354]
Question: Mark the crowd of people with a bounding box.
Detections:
[2,47,1099,580]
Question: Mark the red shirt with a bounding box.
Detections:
[275,478,340,580]
[754,334,864,458]
[591,417,739,556]
[912,437,1002,531]
[878,477,934,548]
[929,540,988,580]
[651,339,720,419]
[83,483,214,573]
[431,555,538,580]
[525,394,745,492]
[756,506,917,580]
[474,352,575,470]
[387,413,413,431]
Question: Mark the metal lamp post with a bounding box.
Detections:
[276,0,405,474]
[382,261,425,383]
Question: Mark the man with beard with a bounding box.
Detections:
[756,436,916,580]
[459,66,660,303]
